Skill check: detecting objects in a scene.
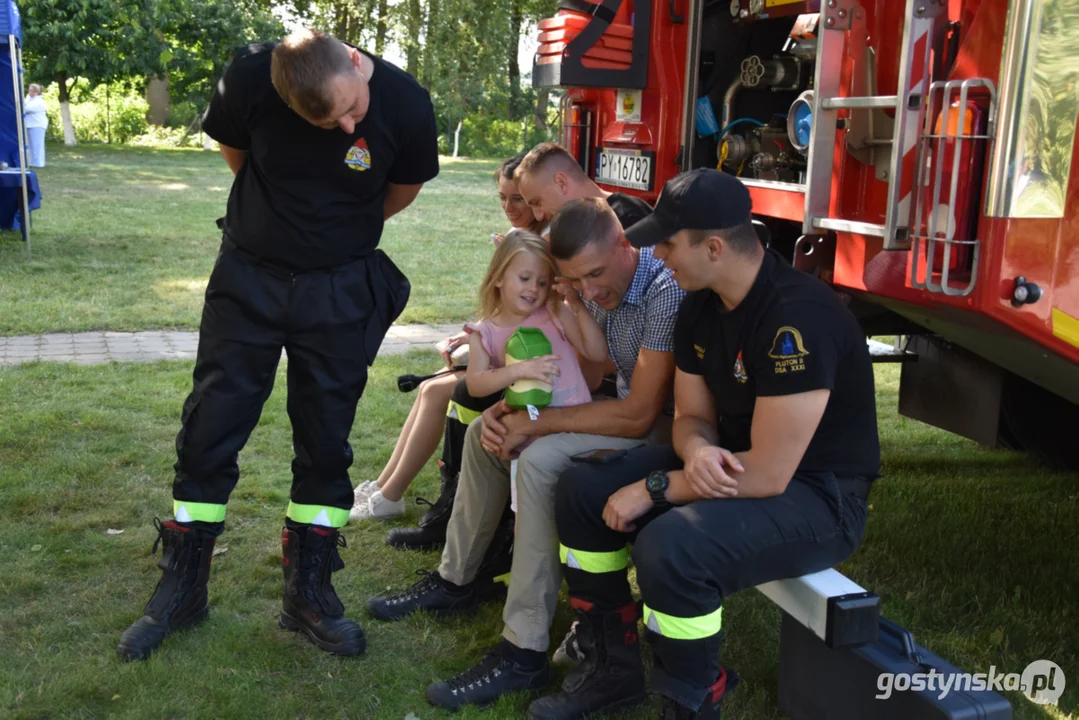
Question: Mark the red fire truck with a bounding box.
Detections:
[532,0,1079,470]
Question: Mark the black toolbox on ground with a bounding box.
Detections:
[777,612,1013,719]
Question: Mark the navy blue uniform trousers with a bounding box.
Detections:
[172,239,409,531]
[555,444,871,709]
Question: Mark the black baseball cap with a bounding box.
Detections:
[624,168,752,248]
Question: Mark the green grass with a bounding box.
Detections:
[0,143,505,335]
[0,143,1075,719]
[0,357,1075,719]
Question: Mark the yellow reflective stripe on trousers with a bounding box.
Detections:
[559,543,630,573]
[642,603,723,640]
[173,500,226,523]
[447,400,483,425]
[286,502,349,528]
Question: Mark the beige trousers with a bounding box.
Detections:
[438,413,672,651]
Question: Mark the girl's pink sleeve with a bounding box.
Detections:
[464,321,497,365]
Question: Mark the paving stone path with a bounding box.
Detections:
[0,323,462,367]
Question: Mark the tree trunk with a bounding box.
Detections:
[533,89,550,132]
[453,119,462,158]
[508,0,523,120]
[334,0,348,39]
[146,74,170,126]
[406,0,422,77]
[55,72,77,146]
[422,0,439,88]
[375,0,389,55]
[357,1,375,46]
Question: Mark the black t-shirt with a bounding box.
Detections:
[673,249,880,480]
[202,41,440,270]
[606,192,653,230]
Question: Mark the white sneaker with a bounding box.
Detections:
[368,490,406,519]
[349,481,380,521]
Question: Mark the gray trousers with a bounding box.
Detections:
[438,413,671,651]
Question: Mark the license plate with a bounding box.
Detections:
[596,148,655,192]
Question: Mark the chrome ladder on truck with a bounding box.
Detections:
[801,0,997,297]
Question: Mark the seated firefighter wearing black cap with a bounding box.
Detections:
[525,168,881,720]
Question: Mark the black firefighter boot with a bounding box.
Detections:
[117,518,216,661]
[658,668,740,719]
[526,600,648,720]
[385,466,458,550]
[280,524,366,656]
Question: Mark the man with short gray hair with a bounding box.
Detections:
[366,195,685,712]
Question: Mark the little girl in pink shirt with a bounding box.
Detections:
[464,230,607,508]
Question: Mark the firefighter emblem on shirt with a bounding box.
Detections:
[733,350,748,383]
[768,326,809,374]
[345,138,371,171]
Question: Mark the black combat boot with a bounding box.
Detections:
[658,669,739,719]
[366,569,480,621]
[385,468,458,550]
[426,638,552,711]
[117,518,216,661]
[279,524,365,656]
[526,600,647,720]
[370,500,515,621]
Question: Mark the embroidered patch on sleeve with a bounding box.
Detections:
[767,326,809,374]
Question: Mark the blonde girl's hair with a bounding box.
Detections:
[477,229,556,321]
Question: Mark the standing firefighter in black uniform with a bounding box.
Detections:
[527,169,880,720]
[116,28,439,662]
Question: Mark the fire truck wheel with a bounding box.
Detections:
[997,373,1079,472]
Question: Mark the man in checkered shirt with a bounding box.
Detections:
[366,195,685,711]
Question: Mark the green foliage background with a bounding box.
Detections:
[22,0,562,158]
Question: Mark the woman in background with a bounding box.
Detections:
[24,83,48,168]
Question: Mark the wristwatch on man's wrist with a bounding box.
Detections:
[645,470,671,510]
